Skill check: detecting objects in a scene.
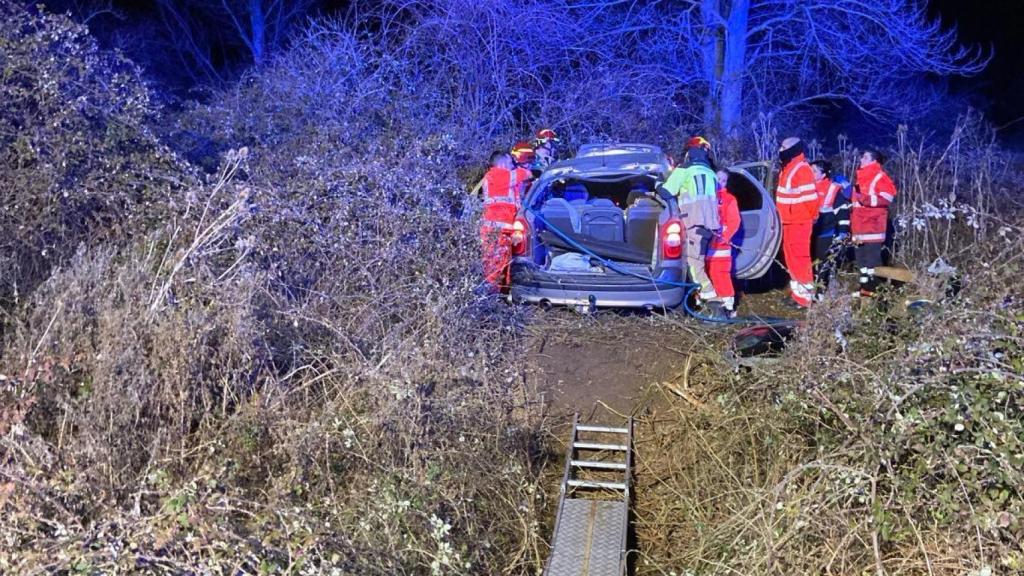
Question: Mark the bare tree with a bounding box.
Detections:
[155,0,314,80]
[686,0,988,135]
[359,0,985,141]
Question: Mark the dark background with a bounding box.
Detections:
[930,0,1024,142]
[40,0,1024,146]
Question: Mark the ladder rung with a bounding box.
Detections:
[570,459,627,470]
[567,479,627,491]
[573,442,628,451]
[576,424,629,434]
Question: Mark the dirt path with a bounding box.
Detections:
[525,292,800,419]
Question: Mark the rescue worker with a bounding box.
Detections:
[659,136,721,304]
[511,140,537,177]
[479,151,526,288]
[810,160,852,295]
[775,137,819,308]
[707,170,742,318]
[852,148,897,296]
[532,128,560,176]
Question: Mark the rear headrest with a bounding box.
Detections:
[564,183,589,202]
[542,197,573,212]
[587,198,616,208]
[627,198,660,210]
[626,190,649,207]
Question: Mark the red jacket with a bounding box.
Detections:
[852,161,896,244]
[776,153,819,224]
[481,166,529,226]
[709,187,741,259]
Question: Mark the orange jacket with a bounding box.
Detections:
[481,166,529,226]
[708,188,741,259]
[852,161,897,244]
[775,153,819,224]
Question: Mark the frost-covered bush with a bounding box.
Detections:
[0,5,549,573]
[0,4,190,311]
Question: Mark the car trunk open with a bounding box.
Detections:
[527,173,666,274]
[525,164,779,279]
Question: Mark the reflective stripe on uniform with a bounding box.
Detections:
[866,172,885,207]
[777,194,819,204]
[776,161,818,204]
[480,220,514,230]
[709,248,731,258]
[483,196,516,205]
[822,182,841,210]
[853,232,886,242]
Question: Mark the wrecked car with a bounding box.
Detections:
[508,144,782,311]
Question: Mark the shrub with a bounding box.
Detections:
[633,127,1024,574]
[1,7,550,574]
[0,145,549,573]
[0,3,190,316]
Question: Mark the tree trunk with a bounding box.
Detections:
[720,0,749,136]
[700,0,723,131]
[248,0,265,67]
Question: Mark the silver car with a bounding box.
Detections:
[507,144,781,311]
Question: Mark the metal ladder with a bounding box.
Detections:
[544,413,633,576]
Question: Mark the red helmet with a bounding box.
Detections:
[511,141,535,164]
[534,128,559,144]
[686,136,711,150]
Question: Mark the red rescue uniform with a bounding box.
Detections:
[852,160,897,295]
[852,161,896,245]
[776,152,819,306]
[706,187,741,307]
[480,166,529,286]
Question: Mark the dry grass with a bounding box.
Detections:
[626,132,1024,575]
[0,142,555,574]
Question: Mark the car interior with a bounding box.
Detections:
[526,164,777,278]
[536,176,665,262]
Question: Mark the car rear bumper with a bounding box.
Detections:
[509,263,686,308]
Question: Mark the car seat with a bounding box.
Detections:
[540,197,581,234]
[625,197,661,257]
[579,198,624,242]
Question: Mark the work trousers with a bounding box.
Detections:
[686,226,715,300]
[782,221,814,306]
[855,242,884,295]
[706,256,734,310]
[480,225,512,287]
[680,196,718,300]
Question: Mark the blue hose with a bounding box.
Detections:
[525,208,763,325]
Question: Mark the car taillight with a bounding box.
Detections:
[510,217,529,255]
[662,220,683,259]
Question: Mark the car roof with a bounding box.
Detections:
[538,143,671,182]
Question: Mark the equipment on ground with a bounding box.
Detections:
[544,414,633,576]
[873,265,915,283]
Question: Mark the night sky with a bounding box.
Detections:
[930,0,1024,140]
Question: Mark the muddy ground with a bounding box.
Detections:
[525,290,801,419]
